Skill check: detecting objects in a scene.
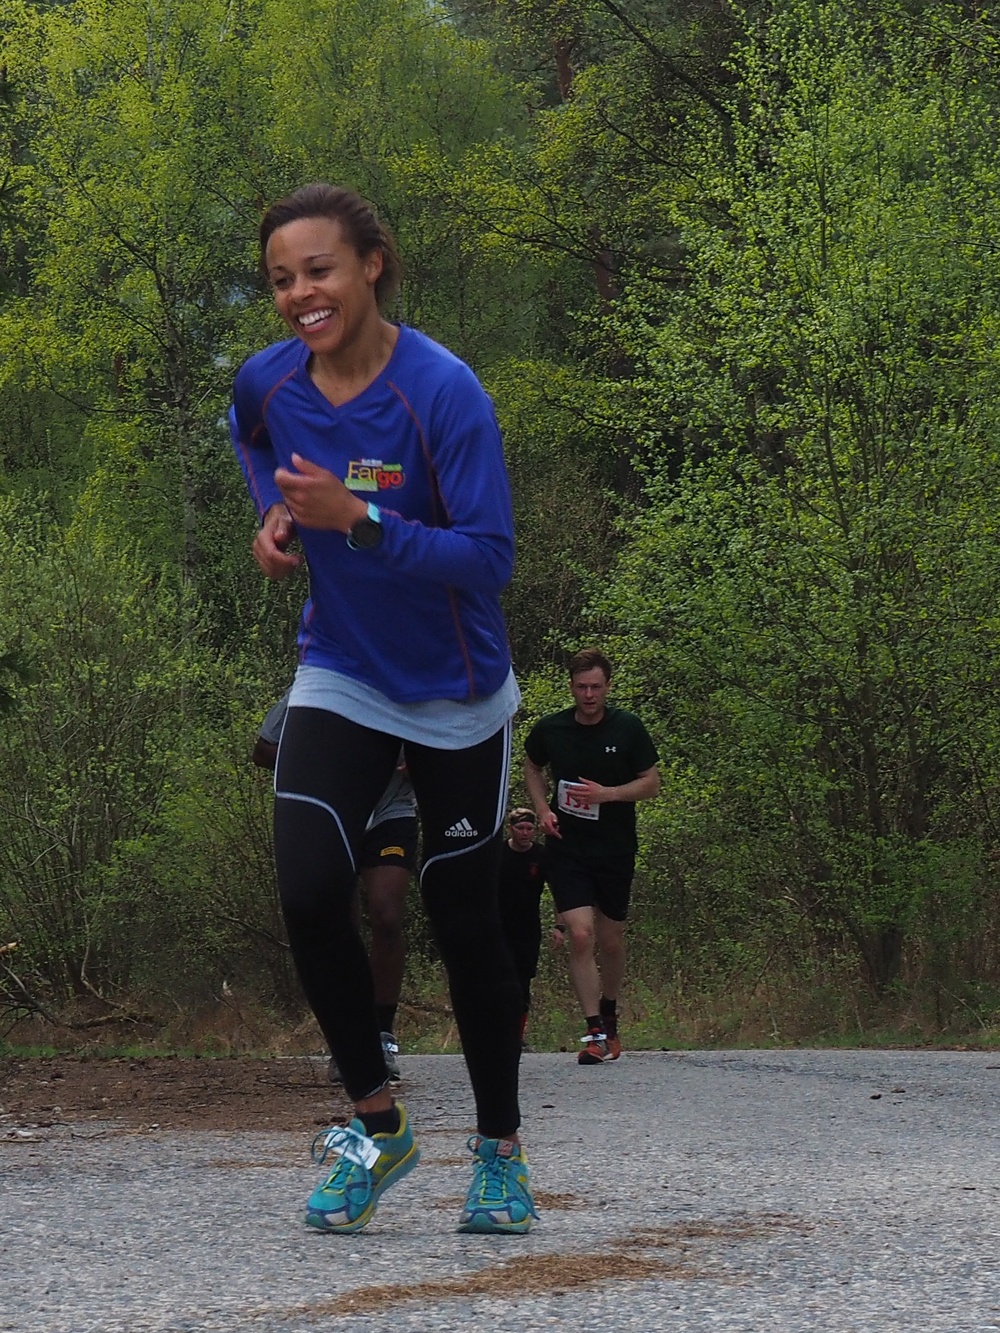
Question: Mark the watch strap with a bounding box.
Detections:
[346,501,383,550]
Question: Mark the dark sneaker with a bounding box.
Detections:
[577,1026,621,1063]
[305,1103,420,1234]
[457,1135,538,1234]
[380,1031,402,1083]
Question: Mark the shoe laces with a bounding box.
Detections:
[580,1029,607,1046]
[310,1125,375,1200]
[380,1033,399,1055]
[466,1137,520,1205]
[466,1138,539,1219]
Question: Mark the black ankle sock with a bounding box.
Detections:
[600,997,618,1035]
[375,1005,397,1034]
[585,1014,602,1032]
[360,1105,400,1137]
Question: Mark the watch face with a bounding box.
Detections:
[349,517,382,549]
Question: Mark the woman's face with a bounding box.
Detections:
[264,215,383,359]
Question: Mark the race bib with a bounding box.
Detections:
[557,779,600,821]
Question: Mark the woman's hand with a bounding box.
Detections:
[253,504,301,581]
[275,453,368,533]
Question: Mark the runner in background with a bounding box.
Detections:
[524,648,659,1065]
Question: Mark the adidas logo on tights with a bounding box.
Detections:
[445,818,478,838]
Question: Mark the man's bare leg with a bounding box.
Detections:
[562,904,601,1019]
[328,872,407,1086]
[363,864,409,1020]
[362,864,409,1081]
[593,908,626,1003]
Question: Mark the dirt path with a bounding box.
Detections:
[1,1053,347,1134]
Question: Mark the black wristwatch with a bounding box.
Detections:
[347,502,383,550]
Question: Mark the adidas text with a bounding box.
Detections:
[445,818,478,838]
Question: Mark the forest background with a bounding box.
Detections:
[3,0,1000,1054]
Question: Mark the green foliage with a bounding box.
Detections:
[0,493,212,999]
[594,0,1000,993]
[489,355,623,670]
[0,646,38,716]
[251,0,537,362]
[0,489,304,1012]
[6,0,1000,1036]
[0,0,544,663]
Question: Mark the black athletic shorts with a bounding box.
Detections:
[545,841,635,922]
[359,816,419,872]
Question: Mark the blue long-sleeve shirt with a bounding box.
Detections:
[231,325,515,704]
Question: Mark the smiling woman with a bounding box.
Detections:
[262,208,398,407]
[228,182,537,1240]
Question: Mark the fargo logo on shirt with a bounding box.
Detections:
[346,458,405,492]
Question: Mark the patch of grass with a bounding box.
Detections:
[0,1042,62,1059]
[1,1040,251,1061]
[6,943,1000,1057]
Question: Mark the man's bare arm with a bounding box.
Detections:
[524,756,560,837]
[565,765,660,806]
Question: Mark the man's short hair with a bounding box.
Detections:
[568,647,612,681]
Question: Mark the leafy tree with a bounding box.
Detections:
[595,0,1000,993]
[0,494,216,1001]
[252,0,537,365]
[0,0,543,667]
[0,647,37,716]
[436,1,753,666]
[0,0,282,669]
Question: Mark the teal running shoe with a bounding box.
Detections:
[457,1135,539,1235]
[305,1103,420,1234]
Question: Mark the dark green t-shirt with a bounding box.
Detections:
[523,705,658,857]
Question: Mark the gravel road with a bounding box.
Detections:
[3,1049,999,1332]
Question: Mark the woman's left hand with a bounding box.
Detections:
[275,453,368,533]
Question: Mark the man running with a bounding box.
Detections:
[523,649,659,1063]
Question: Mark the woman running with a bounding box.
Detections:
[230,183,535,1236]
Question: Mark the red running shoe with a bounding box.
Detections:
[577,1027,622,1063]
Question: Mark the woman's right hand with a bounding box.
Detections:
[253,504,301,580]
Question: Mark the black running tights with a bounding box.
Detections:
[273,707,523,1138]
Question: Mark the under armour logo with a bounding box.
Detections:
[605,745,617,753]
